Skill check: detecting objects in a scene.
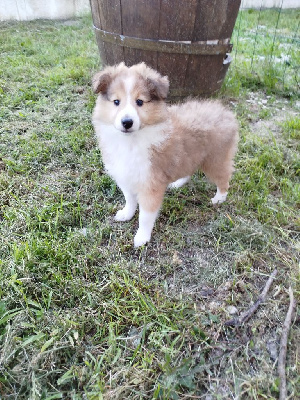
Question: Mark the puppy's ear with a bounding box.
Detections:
[92,63,126,94]
[147,75,169,100]
[92,71,112,94]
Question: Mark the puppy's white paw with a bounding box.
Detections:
[114,208,135,222]
[211,191,227,205]
[134,229,151,248]
[168,176,190,189]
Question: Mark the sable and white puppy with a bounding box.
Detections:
[92,63,238,247]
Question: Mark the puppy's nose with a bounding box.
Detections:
[122,118,133,130]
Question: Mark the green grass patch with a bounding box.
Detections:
[280,115,300,140]
[223,8,300,96]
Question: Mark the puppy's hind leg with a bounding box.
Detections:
[211,187,228,205]
[202,159,234,205]
[168,176,190,189]
[210,171,231,205]
[115,188,137,222]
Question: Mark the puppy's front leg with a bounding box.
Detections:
[134,208,159,248]
[134,187,165,247]
[115,188,137,222]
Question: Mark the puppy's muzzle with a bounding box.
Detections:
[122,118,133,130]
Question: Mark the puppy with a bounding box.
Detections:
[92,63,238,247]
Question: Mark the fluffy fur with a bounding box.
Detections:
[92,62,238,247]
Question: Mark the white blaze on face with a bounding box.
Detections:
[114,76,141,132]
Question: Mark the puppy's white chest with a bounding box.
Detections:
[96,124,153,189]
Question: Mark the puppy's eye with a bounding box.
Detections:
[136,99,144,107]
[114,100,120,106]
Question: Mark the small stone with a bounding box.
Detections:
[223,281,232,291]
[227,306,238,315]
[172,251,182,265]
[79,228,88,236]
[209,301,221,311]
[267,339,278,361]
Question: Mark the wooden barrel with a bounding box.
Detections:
[90,0,241,98]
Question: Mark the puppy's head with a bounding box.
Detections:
[92,62,169,133]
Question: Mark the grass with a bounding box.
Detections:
[224,8,300,96]
[0,10,299,400]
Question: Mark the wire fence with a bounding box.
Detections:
[229,0,299,94]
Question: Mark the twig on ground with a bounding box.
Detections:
[278,286,296,400]
[224,269,277,326]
